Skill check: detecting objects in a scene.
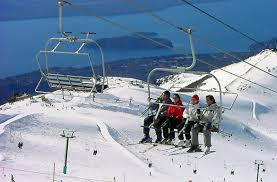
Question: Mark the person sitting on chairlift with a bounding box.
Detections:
[175,94,200,147]
[162,94,184,145]
[140,91,172,143]
[187,95,220,154]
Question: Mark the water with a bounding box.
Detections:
[0,0,276,78]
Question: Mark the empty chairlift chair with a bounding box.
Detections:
[35,32,108,98]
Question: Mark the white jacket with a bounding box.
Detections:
[200,103,220,129]
[183,103,200,122]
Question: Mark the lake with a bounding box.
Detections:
[0,0,276,78]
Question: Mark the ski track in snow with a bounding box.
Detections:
[1,51,277,181]
[252,100,258,121]
[250,100,277,141]
[95,120,151,172]
[0,113,31,136]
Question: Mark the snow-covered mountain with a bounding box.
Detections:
[0,50,277,181]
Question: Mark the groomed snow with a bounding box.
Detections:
[0,50,277,181]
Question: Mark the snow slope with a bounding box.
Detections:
[0,50,277,181]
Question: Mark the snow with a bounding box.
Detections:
[158,73,204,91]
[0,51,277,181]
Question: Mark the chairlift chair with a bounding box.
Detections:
[35,32,108,98]
[142,26,238,136]
[146,67,238,132]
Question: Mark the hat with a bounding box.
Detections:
[191,94,199,101]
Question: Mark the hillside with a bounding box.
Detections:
[0,50,277,181]
[0,52,252,105]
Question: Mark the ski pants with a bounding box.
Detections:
[176,119,195,140]
[163,117,185,140]
[185,120,196,140]
[143,115,155,138]
[191,123,212,147]
[153,116,167,140]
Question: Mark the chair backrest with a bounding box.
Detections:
[46,73,95,91]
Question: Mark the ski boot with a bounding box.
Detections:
[140,136,152,143]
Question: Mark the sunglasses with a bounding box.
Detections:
[173,97,179,99]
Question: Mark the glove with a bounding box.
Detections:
[196,108,202,120]
[205,122,212,130]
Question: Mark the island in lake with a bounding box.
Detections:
[85,32,174,50]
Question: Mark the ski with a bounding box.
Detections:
[168,151,190,156]
[139,144,158,153]
[125,142,154,147]
[169,150,203,156]
[168,146,189,153]
[195,151,216,159]
[156,145,178,151]
[125,143,141,146]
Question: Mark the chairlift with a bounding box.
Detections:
[35,0,108,98]
[143,27,237,135]
[35,32,108,98]
[146,67,238,132]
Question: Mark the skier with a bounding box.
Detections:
[175,94,200,147]
[162,94,184,144]
[187,95,220,154]
[18,142,23,149]
[140,91,172,143]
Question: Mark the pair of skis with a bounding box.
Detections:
[127,142,186,154]
[127,142,180,153]
[127,142,215,158]
[168,148,215,159]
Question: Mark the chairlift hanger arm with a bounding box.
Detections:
[170,87,239,110]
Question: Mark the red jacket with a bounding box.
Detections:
[166,100,184,121]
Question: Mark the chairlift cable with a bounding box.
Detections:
[179,0,265,46]
[197,58,277,94]
[121,0,277,80]
[65,1,277,95]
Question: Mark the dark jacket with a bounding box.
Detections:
[149,97,172,117]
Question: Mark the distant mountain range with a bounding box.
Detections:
[0,0,222,21]
[0,51,252,105]
[249,38,277,53]
[85,32,173,50]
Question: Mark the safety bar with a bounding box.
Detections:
[43,36,107,92]
[158,87,239,111]
[35,50,96,97]
[35,51,94,77]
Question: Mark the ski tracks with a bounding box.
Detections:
[95,120,153,172]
